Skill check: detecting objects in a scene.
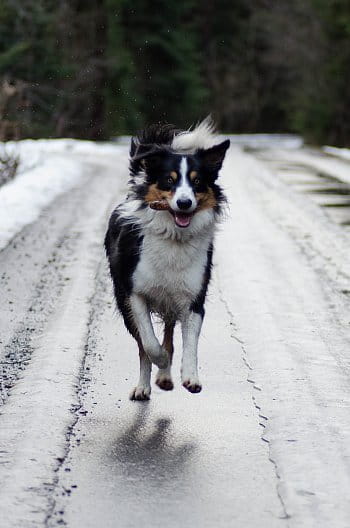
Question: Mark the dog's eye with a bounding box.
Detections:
[167,177,174,185]
[193,178,200,185]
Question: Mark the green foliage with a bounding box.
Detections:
[0,42,30,71]
[105,0,142,135]
[312,0,350,144]
[113,0,207,131]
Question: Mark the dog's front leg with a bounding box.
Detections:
[129,293,169,369]
[181,310,203,393]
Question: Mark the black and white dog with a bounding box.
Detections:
[105,118,230,400]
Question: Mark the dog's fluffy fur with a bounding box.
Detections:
[105,117,230,400]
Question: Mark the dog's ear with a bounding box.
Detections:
[132,145,167,167]
[130,144,168,176]
[198,139,230,175]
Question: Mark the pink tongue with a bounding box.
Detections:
[174,213,192,228]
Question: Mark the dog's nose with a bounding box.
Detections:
[177,199,192,210]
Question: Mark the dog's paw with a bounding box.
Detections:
[155,374,174,391]
[145,344,169,369]
[182,378,202,394]
[129,385,151,401]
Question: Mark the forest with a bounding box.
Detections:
[0,0,349,145]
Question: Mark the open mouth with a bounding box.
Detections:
[148,200,194,228]
[173,211,194,228]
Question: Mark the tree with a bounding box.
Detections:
[113,0,207,132]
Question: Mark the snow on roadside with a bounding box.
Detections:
[0,156,84,250]
[269,147,350,186]
[227,133,303,150]
[0,139,123,252]
[323,145,350,161]
[0,139,122,174]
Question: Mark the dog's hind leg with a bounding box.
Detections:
[155,321,175,391]
[130,340,152,401]
[129,294,169,369]
[181,310,203,393]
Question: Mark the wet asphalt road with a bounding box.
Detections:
[1,144,350,527]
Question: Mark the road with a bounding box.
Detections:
[1,141,350,527]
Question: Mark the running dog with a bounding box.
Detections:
[105,117,230,400]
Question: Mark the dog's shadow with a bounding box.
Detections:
[109,405,197,483]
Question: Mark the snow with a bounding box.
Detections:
[267,147,350,186]
[323,145,350,161]
[1,139,122,174]
[0,139,123,251]
[227,134,303,150]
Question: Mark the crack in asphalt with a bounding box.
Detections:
[215,269,291,524]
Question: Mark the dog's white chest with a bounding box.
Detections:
[133,232,212,316]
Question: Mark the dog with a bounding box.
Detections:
[105,117,230,400]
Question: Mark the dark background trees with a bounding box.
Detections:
[0,0,349,145]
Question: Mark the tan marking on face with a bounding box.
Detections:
[189,171,198,181]
[145,184,174,204]
[170,171,178,182]
[195,188,217,211]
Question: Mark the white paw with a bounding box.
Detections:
[182,377,202,394]
[155,372,174,391]
[129,385,151,401]
[145,344,169,369]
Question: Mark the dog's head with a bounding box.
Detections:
[133,139,230,228]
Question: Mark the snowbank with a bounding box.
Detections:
[0,139,123,251]
[323,145,350,161]
[227,134,303,150]
[0,139,122,174]
[272,147,350,186]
